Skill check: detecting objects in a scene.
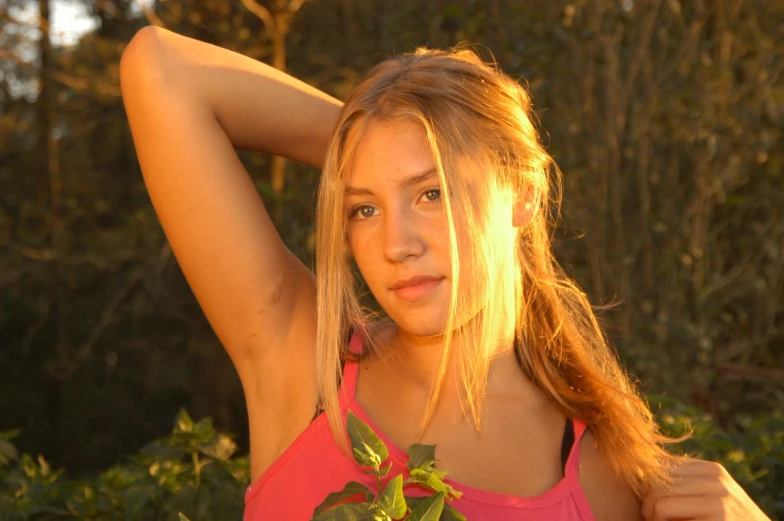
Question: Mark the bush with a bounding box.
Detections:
[1,403,781,520]
[0,410,248,520]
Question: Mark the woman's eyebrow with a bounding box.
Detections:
[344,168,438,197]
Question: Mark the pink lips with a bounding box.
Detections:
[390,275,444,302]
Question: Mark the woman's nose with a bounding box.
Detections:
[382,207,425,263]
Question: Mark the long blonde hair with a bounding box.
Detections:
[315,46,679,497]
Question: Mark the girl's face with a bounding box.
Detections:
[344,119,455,338]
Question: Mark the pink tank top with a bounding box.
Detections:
[243,332,595,520]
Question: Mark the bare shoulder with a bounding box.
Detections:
[578,427,643,521]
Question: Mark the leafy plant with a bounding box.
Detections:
[310,411,466,521]
[1,403,781,520]
[0,409,248,521]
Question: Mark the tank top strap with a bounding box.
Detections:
[347,327,364,355]
[564,418,595,519]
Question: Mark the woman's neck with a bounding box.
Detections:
[379,321,527,408]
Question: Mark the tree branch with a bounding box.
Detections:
[54,262,149,380]
[289,0,308,14]
[240,0,276,33]
[0,49,121,97]
[140,2,166,29]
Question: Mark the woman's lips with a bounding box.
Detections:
[391,277,444,302]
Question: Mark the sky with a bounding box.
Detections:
[51,1,98,46]
[3,0,149,99]
[49,0,98,46]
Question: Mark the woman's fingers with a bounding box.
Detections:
[642,458,771,521]
[644,476,725,504]
[642,494,717,521]
[669,459,727,478]
[641,462,725,520]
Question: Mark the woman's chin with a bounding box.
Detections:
[385,315,446,340]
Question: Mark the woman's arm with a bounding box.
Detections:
[579,430,644,521]
[120,27,341,481]
[125,26,342,164]
[580,429,771,521]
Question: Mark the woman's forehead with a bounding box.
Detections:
[343,119,435,187]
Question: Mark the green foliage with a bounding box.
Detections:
[310,411,465,521]
[0,410,248,521]
[0,430,20,467]
[347,412,389,470]
[1,404,782,520]
[380,476,406,519]
[313,482,375,516]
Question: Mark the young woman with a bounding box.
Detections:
[120,26,770,521]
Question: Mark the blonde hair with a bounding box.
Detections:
[315,46,680,497]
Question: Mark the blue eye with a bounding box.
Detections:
[348,205,377,220]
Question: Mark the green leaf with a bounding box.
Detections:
[408,469,462,500]
[124,485,154,517]
[353,446,382,468]
[347,411,388,469]
[0,439,18,466]
[406,497,466,521]
[37,454,51,476]
[431,469,449,480]
[176,409,194,433]
[24,505,69,516]
[379,475,406,519]
[178,513,192,521]
[407,492,444,521]
[194,417,214,436]
[441,503,468,521]
[409,468,446,494]
[0,429,21,441]
[201,435,237,460]
[313,481,375,516]
[311,501,375,521]
[379,461,394,478]
[407,444,436,470]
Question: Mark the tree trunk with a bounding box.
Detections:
[38,0,67,375]
[36,0,53,209]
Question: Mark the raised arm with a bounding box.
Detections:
[123,26,341,163]
[120,26,342,481]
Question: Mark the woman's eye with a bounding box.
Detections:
[422,188,442,202]
[348,189,441,221]
[348,205,377,220]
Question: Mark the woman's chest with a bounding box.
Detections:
[355,374,569,498]
[246,443,582,521]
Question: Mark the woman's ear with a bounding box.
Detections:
[512,189,536,228]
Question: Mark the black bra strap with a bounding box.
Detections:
[560,418,574,475]
[310,404,323,423]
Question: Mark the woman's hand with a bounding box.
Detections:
[641,458,770,521]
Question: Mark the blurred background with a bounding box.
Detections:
[0,0,782,516]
